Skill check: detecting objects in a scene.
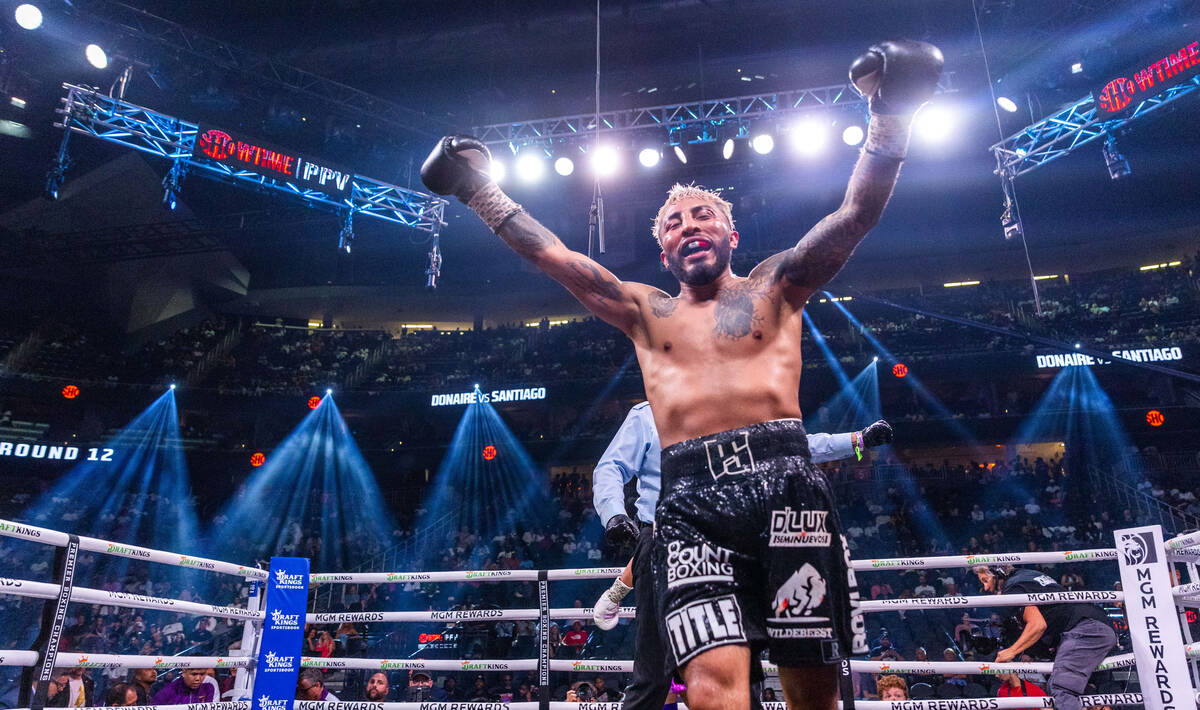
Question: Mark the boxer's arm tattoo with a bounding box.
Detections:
[568,260,623,303]
[781,151,903,289]
[649,292,678,318]
[713,276,768,339]
[496,212,559,258]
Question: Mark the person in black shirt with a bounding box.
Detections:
[974,565,1115,710]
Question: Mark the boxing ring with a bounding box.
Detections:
[3,517,1200,710]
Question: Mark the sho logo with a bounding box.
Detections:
[270,608,301,629]
[702,432,755,479]
[665,594,746,664]
[273,568,306,589]
[769,508,830,547]
[1118,531,1156,566]
[666,540,734,589]
[773,563,828,621]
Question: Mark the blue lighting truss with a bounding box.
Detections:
[472,75,956,152]
[991,74,1200,179]
[55,83,446,235]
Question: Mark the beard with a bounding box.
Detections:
[664,240,733,285]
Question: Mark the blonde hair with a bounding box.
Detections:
[652,183,735,245]
[875,674,908,698]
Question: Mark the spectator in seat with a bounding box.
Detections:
[104,683,138,707]
[364,672,390,701]
[152,669,213,705]
[130,668,157,705]
[562,620,588,656]
[296,669,339,702]
[997,673,1046,698]
[877,675,909,701]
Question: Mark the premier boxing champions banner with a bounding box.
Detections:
[251,557,310,710]
[1112,525,1191,710]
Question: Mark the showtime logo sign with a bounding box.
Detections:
[1095,40,1200,116]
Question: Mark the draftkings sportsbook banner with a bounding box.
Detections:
[251,557,310,710]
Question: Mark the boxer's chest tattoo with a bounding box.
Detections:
[649,292,678,318]
[713,278,770,339]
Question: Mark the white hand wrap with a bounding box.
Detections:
[466,182,524,232]
[592,578,632,631]
[863,113,913,160]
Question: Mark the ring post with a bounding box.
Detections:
[232,571,267,700]
[22,534,79,710]
[1113,525,1193,710]
[538,569,549,710]
[250,558,310,710]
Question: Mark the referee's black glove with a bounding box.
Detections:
[860,420,893,448]
[603,514,639,548]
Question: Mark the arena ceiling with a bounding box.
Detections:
[0,0,1197,326]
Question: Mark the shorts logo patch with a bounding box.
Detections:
[772,563,828,622]
[666,540,735,589]
[702,432,755,480]
[769,508,831,547]
[665,594,746,664]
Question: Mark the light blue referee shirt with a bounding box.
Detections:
[592,402,858,526]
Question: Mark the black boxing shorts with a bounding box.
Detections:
[653,419,866,675]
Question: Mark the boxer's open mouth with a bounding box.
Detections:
[681,239,712,259]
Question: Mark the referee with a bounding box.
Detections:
[592,401,892,709]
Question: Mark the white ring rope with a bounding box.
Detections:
[853,549,1117,573]
[1164,529,1200,550]
[1167,547,1200,563]
[860,591,1121,611]
[7,703,250,710]
[0,650,40,667]
[0,576,262,620]
[307,607,636,624]
[53,652,250,669]
[0,518,266,580]
[1171,581,1200,598]
[279,695,1155,710]
[305,550,1119,587]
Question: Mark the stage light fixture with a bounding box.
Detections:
[673,145,688,164]
[488,158,506,183]
[515,152,546,183]
[591,145,619,177]
[750,134,775,155]
[1102,134,1131,180]
[790,119,828,155]
[1070,62,1083,74]
[554,157,575,176]
[14,4,42,30]
[85,44,109,69]
[722,138,735,160]
[997,96,1018,113]
[169,383,176,390]
[326,388,333,395]
[638,148,661,168]
[914,105,953,143]
[842,125,864,146]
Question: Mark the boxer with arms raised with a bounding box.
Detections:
[423,39,942,710]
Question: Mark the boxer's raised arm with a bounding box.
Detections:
[768,40,943,296]
[420,136,641,335]
[496,211,642,334]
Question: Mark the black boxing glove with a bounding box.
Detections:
[850,40,944,115]
[420,135,494,202]
[860,420,893,448]
[603,514,640,549]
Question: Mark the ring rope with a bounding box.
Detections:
[307,608,637,624]
[0,576,263,620]
[0,518,265,580]
[859,591,1121,611]
[303,550,1122,588]
[1164,530,1200,550]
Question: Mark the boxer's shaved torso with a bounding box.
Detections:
[628,261,808,449]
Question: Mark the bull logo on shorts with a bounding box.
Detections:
[774,563,827,619]
[702,433,755,480]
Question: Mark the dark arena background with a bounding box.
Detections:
[1,1,1199,709]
